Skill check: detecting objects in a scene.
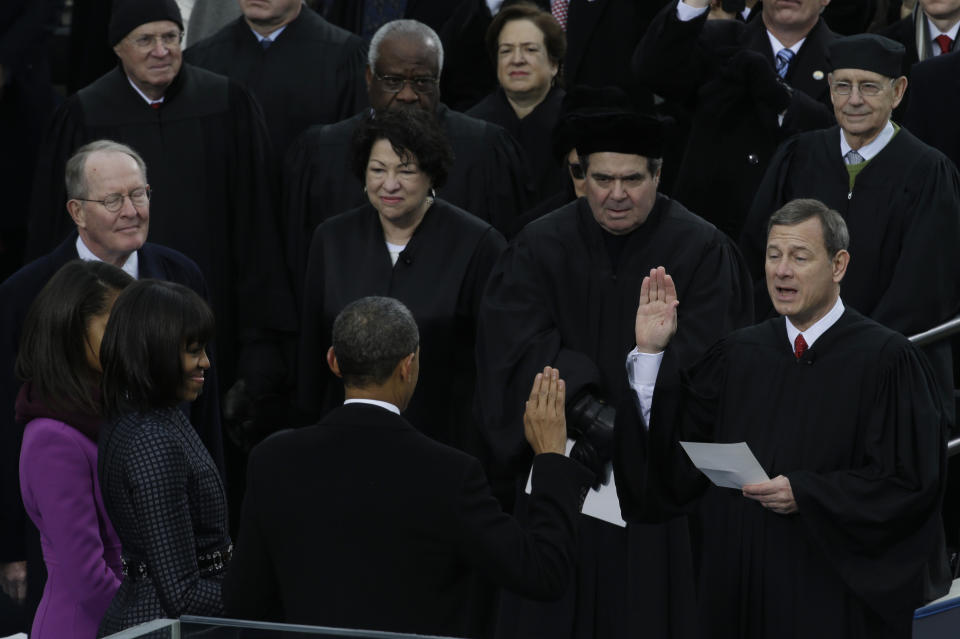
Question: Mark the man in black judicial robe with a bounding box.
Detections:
[282,19,528,300]
[618,200,950,638]
[25,0,298,401]
[632,0,835,240]
[475,110,753,639]
[184,0,368,160]
[741,34,960,429]
[0,141,223,634]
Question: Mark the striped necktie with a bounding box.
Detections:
[775,48,795,79]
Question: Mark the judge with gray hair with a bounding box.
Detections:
[741,32,960,430]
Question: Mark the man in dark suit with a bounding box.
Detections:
[223,296,593,639]
[0,140,223,633]
[633,0,836,240]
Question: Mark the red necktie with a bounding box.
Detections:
[150,102,161,109]
[935,34,953,55]
[794,334,808,359]
[551,0,569,31]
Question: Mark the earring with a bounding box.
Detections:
[363,185,368,195]
[430,187,437,199]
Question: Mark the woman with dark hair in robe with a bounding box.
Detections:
[96,280,229,636]
[15,259,133,639]
[298,106,506,475]
[468,2,566,210]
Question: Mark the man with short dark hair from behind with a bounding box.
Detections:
[223,296,593,639]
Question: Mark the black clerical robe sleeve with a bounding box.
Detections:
[613,343,723,522]
[26,98,87,259]
[632,2,712,105]
[466,124,531,234]
[474,239,604,473]
[788,341,949,618]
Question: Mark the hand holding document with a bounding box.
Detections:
[679,441,769,489]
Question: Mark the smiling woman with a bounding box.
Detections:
[96,280,228,637]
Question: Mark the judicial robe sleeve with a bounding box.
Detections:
[26,98,87,260]
[474,238,604,472]
[468,124,532,234]
[632,1,713,105]
[788,340,950,619]
[614,343,722,523]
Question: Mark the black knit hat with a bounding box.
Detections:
[827,34,905,78]
[108,0,184,47]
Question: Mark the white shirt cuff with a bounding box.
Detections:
[676,0,709,21]
[625,347,663,430]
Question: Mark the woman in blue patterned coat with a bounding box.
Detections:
[96,280,230,636]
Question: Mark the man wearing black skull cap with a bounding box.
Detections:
[741,32,960,431]
[475,108,753,639]
[25,0,298,445]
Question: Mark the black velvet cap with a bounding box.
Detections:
[827,34,905,78]
[108,0,184,46]
[553,86,635,159]
[574,111,666,159]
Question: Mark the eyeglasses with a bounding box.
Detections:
[374,72,439,94]
[830,80,892,97]
[76,187,151,212]
[129,31,183,51]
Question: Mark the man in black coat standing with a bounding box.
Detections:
[0,140,222,634]
[633,0,836,240]
[223,296,593,638]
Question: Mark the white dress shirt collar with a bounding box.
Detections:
[126,76,164,106]
[767,32,805,58]
[343,398,401,415]
[250,24,287,44]
[785,296,844,350]
[839,120,895,162]
[926,16,960,49]
[75,235,140,279]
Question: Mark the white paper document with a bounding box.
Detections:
[679,441,769,489]
[525,439,626,527]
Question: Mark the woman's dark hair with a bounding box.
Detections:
[100,279,214,418]
[351,108,454,190]
[486,1,566,87]
[15,260,134,416]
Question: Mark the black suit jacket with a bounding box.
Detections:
[223,403,591,638]
[904,50,960,175]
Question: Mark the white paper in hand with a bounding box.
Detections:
[679,441,769,489]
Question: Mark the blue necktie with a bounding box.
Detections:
[775,49,795,79]
[260,39,271,50]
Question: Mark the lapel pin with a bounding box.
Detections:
[813,70,824,80]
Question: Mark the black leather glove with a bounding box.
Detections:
[567,394,615,488]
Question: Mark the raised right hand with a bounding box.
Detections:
[634,266,679,353]
[523,367,567,456]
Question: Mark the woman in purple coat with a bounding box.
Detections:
[15,260,133,639]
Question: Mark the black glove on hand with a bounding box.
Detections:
[567,394,615,488]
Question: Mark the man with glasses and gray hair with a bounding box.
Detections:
[0,139,222,632]
[741,33,960,430]
[283,19,530,298]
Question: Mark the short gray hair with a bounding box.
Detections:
[65,140,147,200]
[767,198,849,257]
[368,20,444,78]
[332,296,420,388]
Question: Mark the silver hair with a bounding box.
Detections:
[65,140,147,200]
[767,198,849,257]
[368,19,444,78]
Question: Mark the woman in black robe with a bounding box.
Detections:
[298,108,506,463]
[467,3,567,211]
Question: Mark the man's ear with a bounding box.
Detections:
[326,347,342,378]
[399,352,416,382]
[67,200,85,228]
[832,249,850,283]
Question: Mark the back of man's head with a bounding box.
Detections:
[332,297,420,389]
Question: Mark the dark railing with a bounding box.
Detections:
[908,316,960,456]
